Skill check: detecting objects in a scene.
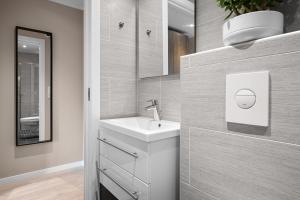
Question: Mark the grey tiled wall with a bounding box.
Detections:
[196,0,300,51]
[138,75,181,122]
[101,0,181,122]
[100,0,137,119]
[137,0,181,122]
[104,0,300,122]
[180,31,300,200]
[138,0,300,122]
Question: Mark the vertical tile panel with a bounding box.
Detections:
[180,127,189,183]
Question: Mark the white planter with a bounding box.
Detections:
[223,11,284,46]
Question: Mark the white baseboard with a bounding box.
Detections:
[0,160,84,185]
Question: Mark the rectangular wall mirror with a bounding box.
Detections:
[16,26,52,146]
[138,0,196,78]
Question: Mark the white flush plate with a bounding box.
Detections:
[226,71,269,127]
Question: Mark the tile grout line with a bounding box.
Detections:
[160,76,162,112]
[188,127,191,184]
[181,181,220,200]
[108,78,112,116]
[188,126,300,148]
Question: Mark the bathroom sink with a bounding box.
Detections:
[99,117,180,142]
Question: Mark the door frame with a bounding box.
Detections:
[84,0,101,199]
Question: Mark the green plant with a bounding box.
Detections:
[216,0,282,19]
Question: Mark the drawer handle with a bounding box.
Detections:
[99,168,139,200]
[98,138,138,158]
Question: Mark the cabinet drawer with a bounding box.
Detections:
[99,128,149,183]
[99,156,149,200]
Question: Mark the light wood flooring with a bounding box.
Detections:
[0,167,84,200]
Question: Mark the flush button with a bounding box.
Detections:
[226,71,269,126]
[235,89,256,109]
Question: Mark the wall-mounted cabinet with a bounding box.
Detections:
[138,0,196,78]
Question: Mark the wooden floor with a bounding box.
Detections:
[0,168,84,200]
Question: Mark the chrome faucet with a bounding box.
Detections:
[144,99,161,121]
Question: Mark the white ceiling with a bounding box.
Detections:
[49,0,83,10]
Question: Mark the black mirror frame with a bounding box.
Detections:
[15,26,53,146]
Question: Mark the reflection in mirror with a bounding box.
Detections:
[16,27,52,146]
[138,0,196,78]
[168,0,195,74]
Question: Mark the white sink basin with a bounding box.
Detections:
[99,117,180,142]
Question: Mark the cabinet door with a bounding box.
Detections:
[99,128,150,183]
[100,156,150,200]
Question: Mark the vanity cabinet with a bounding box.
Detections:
[97,124,179,200]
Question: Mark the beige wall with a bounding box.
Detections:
[0,0,83,178]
